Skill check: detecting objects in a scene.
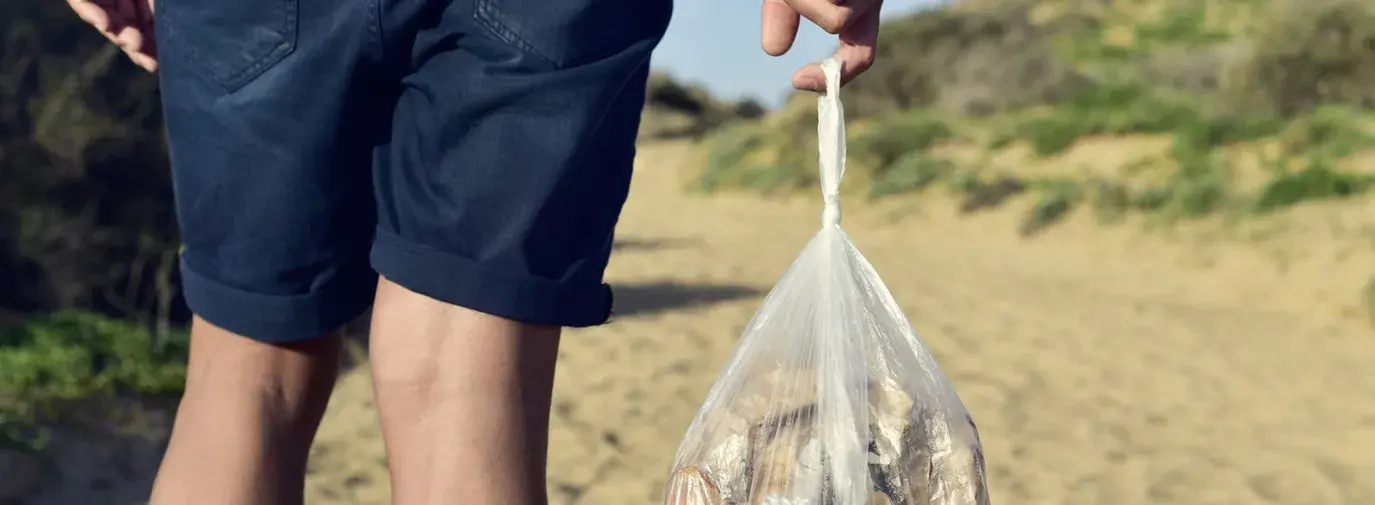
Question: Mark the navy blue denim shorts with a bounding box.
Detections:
[155,0,673,342]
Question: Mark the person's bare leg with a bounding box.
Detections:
[369,276,561,505]
[148,316,342,505]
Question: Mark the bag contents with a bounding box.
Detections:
[662,58,990,505]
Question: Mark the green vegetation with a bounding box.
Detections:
[691,0,1375,237]
[1254,159,1375,213]
[1,311,188,452]
[1131,4,1231,50]
[868,152,955,199]
[1021,178,1084,236]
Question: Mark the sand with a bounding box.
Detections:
[293,139,1375,505]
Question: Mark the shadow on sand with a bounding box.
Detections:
[611,238,700,253]
[611,281,762,318]
[5,397,175,505]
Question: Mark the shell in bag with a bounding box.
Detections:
[662,58,990,505]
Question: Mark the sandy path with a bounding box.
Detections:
[302,140,1375,505]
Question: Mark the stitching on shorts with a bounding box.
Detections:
[367,0,386,63]
[473,0,562,68]
[165,0,299,91]
[221,4,297,88]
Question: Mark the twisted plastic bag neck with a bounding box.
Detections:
[822,194,842,228]
[817,58,846,228]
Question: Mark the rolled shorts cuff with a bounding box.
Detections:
[370,228,613,328]
[179,260,378,343]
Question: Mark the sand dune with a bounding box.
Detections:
[296,139,1375,505]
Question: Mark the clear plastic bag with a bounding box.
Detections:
[662,58,990,505]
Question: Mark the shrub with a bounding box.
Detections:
[1173,113,1284,152]
[1132,3,1231,50]
[1228,0,1375,116]
[867,152,955,199]
[2,2,183,324]
[1124,144,1234,220]
[851,113,956,171]
[645,73,710,116]
[1020,178,1083,236]
[1020,113,1093,156]
[733,99,767,120]
[1167,154,1232,218]
[1253,157,1374,212]
[1,311,188,451]
[958,176,1028,213]
[1016,80,1285,159]
[695,123,771,192]
[644,73,765,138]
[1163,141,1234,218]
[843,4,1089,118]
[1131,47,1228,94]
[1101,92,1199,134]
[1087,177,1133,223]
[1278,105,1375,158]
[1015,82,1205,157]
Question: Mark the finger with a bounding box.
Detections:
[791,62,824,92]
[785,0,878,34]
[112,24,148,54]
[67,0,115,34]
[68,0,157,72]
[127,50,159,72]
[836,0,880,83]
[791,1,881,93]
[789,48,872,93]
[761,0,800,56]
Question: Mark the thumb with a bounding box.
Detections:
[761,0,800,56]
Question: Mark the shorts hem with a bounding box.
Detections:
[370,228,613,328]
[179,260,377,343]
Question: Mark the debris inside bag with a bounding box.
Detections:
[666,466,724,505]
[667,373,988,505]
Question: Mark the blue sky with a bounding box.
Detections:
[651,0,947,107]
